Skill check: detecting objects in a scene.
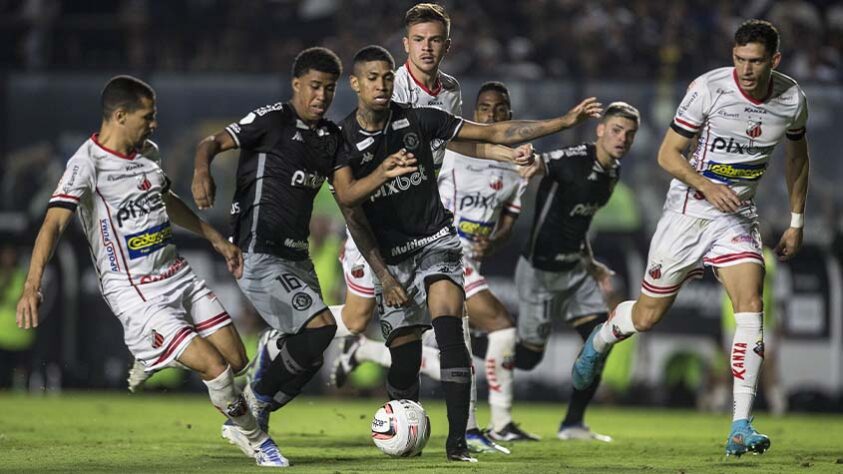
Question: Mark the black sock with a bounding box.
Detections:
[471,334,488,359]
[254,325,336,403]
[514,342,544,370]
[433,316,471,451]
[563,315,609,426]
[386,340,422,401]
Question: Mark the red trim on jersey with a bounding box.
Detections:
[703,252,763,265]
[344,273,374,295]
[96,188,145,302]
[153,327,194,366]
[674,118,701,130]
[465,279,488,294]
[91,133,137,160]
[195,312,231,332]
[51,194,81,202]
[404,61,442,96]
[732,69,773,105]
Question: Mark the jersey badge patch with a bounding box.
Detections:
[125,222,173,259]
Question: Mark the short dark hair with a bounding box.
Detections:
[734,19,780,56]
[404,3,450,36]
[476,81,511,108]
[292,47,342,78]
[352,45,395,72]
[602,102,640,126]
[101,75,155,121]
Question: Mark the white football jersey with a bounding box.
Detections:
[666,67,808,219]
[49,136,187,307]
[393,63,463,170]
[438,150,527,260]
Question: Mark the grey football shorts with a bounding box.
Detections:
[375,233,464,344]
[238,252,328,335]
[515,256,608,347]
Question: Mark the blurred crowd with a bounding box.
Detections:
[0,0,840,81]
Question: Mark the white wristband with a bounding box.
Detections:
[790,212,804,229]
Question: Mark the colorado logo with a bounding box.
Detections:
[703,161,766,182]
[125,222,173,259]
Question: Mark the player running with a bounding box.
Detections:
[335,81,541,443]
[513,102,640,442]
[336,45,601,462]
[571,20,810,457]
[15,76,286,467]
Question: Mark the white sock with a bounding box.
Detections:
[463,316,479,431]
[419,345,441,380]
[731,312,763,421]
[595,300,638,353]
[355,337,392,366]
[331,305,353,338]
[486,327,516,431]
[203,365,265,442]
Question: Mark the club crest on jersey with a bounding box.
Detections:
[351,264,365,279]
[402,132,420,151]
[137,174,152,191]
[746,119,763,138]
[125,222,174,259]
[291,292,313,311]
[151,329,164,349]
[648,263,662,280]
[489,177,503,191]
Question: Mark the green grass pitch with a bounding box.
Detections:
[1,392,842,473]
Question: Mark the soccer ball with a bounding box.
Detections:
[371,399,430,457]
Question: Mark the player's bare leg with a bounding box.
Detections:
[204,325,249,374]
[717,263,770,456]
[331,295,378,387]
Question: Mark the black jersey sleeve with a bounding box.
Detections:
[224,102,283,150]
[413,107,464,142]
[539,149,574,184]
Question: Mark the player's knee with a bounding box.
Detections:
[227,351,249,375]
[514,342,544,370]
[632,302,666,332]
[731,296,763,314]
[342,303,374,334]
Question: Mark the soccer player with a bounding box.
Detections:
[336,45,601,462]
[336,82,541,443]
[190,47,419,456]
[571,20,810,456]
[512,102,640,442]
[15,75,286,467]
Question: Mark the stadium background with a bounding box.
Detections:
[0,0,841,414]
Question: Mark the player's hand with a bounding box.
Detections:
[698,181,741,213]
[587,259,616,293]
[472,236,493,259]
[192,170,216,210]
[213,239,244,279]
[512,144,535,166]
[379,149,418,179]
[563,97,604,128]
[379,273,409,308]
[774,227,803,261]
[518,154,545,179]
[16,286,43,329]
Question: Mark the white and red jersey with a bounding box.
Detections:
[666,67,808,219]
[49,135,189,309]
[392,62,463,170]
[438,150,527,261]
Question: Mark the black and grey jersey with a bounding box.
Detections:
[225,102,341,260]
[522,143,619,271]
[336,101,464,264]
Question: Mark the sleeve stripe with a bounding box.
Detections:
[447,119,465,141]
[224,125,241,148]
[670,122,697,139]
[786,130,806,140]
[674,117,701,130]
[47,201,77,211]
[51,193,80,202]
[787,127,806,133]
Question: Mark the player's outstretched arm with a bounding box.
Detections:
[337,202,408,307]
[447,141,536,166]
[774,136,810,261]
[332,151,418,207]
[17,207,74,329]
[658,128,741,213]
[454,97,603,145]
[192,131,237,210]
[163,191,243,278]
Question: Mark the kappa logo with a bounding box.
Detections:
[648,263,662,280]
[361,152,374,164]
[731,342,747,379]
[292,131,304,142]
[746,119,763,138]
[587,171,598,181]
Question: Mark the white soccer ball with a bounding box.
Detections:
[371,399,430,457]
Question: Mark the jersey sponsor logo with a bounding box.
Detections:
[125,163,144,171]
[746,120,762,138]
[253,102,283,117]
[731,233,759,247]
[291,292,313,311]
[678,91,699,114]
[290,170,325,189]
[718,110,740,119]
[100,219,121,272]
[230,201,240,215]
[708,137,775,156]
[139,257,187,284]
[554,252,581,263]
[125,221,173,259]
[569,202,601,217]
[702,161,766,182]
[545,144,588,160]
[284,238,309,251]
[370,164,428,202]
[356,136,375,151]
[402,132,420,151]
[389,226,450,257]
[743,106,766,115]
[392,118,410,130]
[456,217,494,240]
[62,165,80,193]
[116,191,165,227]
[459,192,499,211]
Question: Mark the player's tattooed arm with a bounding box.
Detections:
[775,136,810,260]
[454,97,603,145]
[16,207,74,329]
[192,131,238,210]
[338,203,409,307]
[446,141,535,166]
[658,128,741,213]
[332,152,418,207]
[162,191,243,278]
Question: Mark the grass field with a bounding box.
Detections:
[1,392,842,473]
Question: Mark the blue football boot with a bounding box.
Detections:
[571,324,608,390]
[725,418,771,457]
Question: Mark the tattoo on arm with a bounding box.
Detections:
[503,122,543,141]
[339,204,390,278]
